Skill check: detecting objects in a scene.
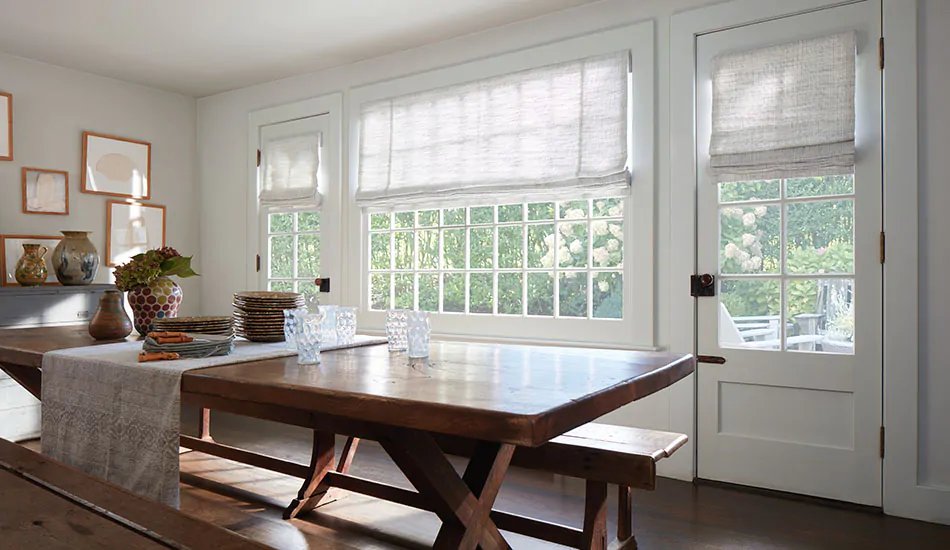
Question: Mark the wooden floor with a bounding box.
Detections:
[26,412,950,549]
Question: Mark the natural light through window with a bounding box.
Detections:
[368,198,625,319]
[718,175,855,354]
[267,210,321,297]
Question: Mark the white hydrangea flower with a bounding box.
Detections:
[736,250,751,263]
[608,205,622,217]
[741,258,755,271]
[608,224,623,240]
[741,233,756,247]
[595,201,606,211]
[606,239,620,252]
[742,212,756,226]
[754,206,768,217]
[557,246,573,266]
[540,250,555,268]
[592,247,610,265]
[724,242,740,259]
[598,279,610,292]
[560,224,574,237]
[544,233,556,246]
[749,256,762,270]
[569,240,583,254]
[566,208,585,220]
[592,220,609,237]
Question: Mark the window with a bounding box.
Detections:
[349,22,655,346]
[718,175,855,354]
[368,198,625,319]
[266,210,322,298]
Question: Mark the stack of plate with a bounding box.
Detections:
[232,291,305,342]
[142,333,235,358]
[152,316,233,336]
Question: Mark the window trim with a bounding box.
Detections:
[346,22,655,348]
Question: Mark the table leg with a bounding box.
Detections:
[377,428,513,550]
[582,480,608,550]
[198,408,213,442]
[283,430,335,519]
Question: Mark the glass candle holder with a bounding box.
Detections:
[386,309,409,351]
[336,306,358,342]
[283,307,306,350]
[319,305,338,343]
[297,312,325,365]
[407,311,431,359]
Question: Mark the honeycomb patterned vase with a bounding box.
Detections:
[128,277,182,336]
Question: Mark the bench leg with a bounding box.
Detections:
[582,480,607,550]
[617,485,638,548]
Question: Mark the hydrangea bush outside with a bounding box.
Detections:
[368,198,625,320]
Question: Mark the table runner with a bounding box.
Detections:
[41,335,386,507]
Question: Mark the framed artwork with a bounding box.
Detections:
[22,167,69,215]
[0,91,11,161]
[0,234,63,286]
[82,132,151,199]
[106,200,166,267]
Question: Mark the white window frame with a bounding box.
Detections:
[247,94,344,304]
[346,22,655,348]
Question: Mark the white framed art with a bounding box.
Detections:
[22,167,68,215]
[82,132,151,199]
[0,91,11,161]
[106,200,166,267]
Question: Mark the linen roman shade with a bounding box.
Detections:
[356,51,630,208]
[709,32,856,183]
[259,133,322,206]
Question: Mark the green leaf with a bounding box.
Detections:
[160,256,199,278]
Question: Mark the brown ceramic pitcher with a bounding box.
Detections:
[88,290,133,340]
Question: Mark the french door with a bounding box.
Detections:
[696,1,883,505]
[257,114,341,304]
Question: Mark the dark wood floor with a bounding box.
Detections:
[27,411,950,549]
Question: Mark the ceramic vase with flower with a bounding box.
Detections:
[127,277,183,335]
[14,244,49,287]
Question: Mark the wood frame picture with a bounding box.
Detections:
[22,167,69,215]
[0,234,63,286]
[106,200,166,267]
[82,132,151,199]
[0,91,11,161]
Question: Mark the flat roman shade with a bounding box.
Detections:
[260,133,322,206]
[709,32,856,183]
[357,51,630,208]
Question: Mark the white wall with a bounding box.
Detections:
[917,0,950,491]
[0,53,200,314]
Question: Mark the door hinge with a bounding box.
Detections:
[256,149,261,167]
[879,37,885,70]
[880,231,886,264]
[879,426,885,459]
[255,254,261,273]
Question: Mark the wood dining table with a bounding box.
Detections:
[0,325,694,550]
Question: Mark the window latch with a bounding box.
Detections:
[690,274,716,297]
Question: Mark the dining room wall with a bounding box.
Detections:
[0,52,200,315]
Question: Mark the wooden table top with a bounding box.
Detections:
[0,325,694,447]
[184,341,694,446]
[0,438,272,549]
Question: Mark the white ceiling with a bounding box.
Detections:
[0,0,602,97]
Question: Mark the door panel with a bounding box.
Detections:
[696,1,883,505]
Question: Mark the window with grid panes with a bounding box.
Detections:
[266,210,322,298]
[368,198,624,319]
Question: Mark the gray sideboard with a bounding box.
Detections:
[0,284,115,442]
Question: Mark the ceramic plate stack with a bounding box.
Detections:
[152,316,233,336]
[233,291,304,342]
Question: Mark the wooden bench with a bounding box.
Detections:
[433,423,688,549]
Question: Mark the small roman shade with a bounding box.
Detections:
[356,51,630,208]
[709,32,856,183]
[259,134,322,206]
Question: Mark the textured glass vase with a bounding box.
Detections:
[319,305,338,343]
[283,308,306,350]
[407,311,431,358]
[386,309,409,351]
[297,312,325,365]
[336,306,357,342]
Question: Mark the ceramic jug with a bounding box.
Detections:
[88,290,133,340]
[14,244,49,286]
